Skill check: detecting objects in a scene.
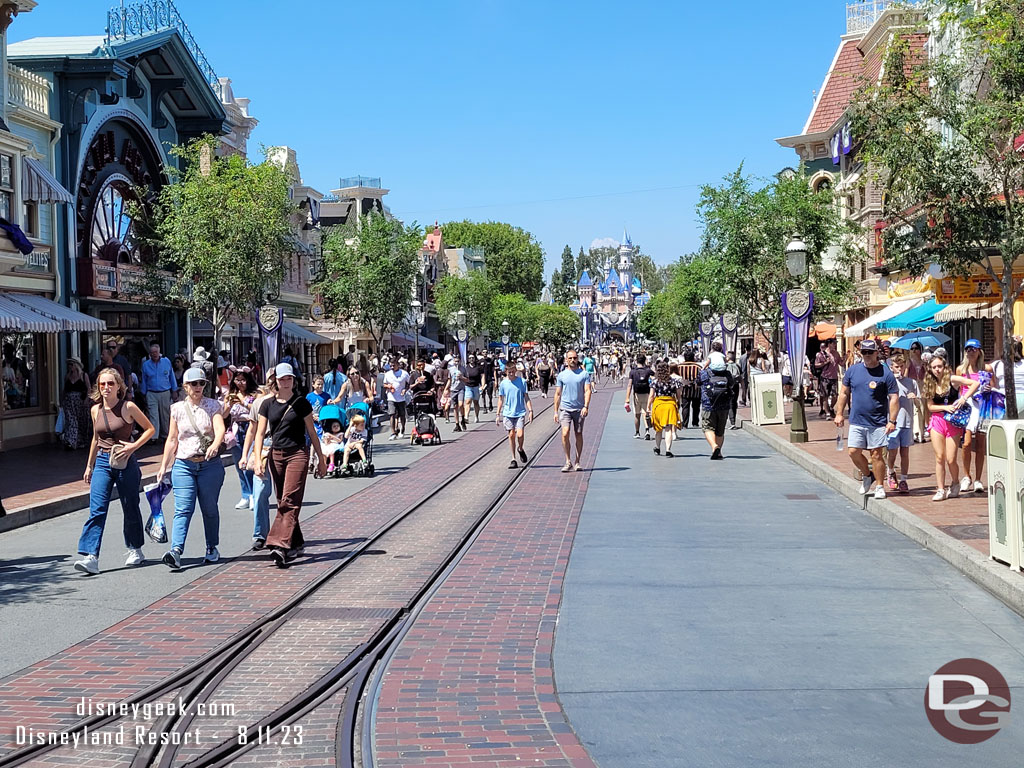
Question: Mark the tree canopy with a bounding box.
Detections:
[849,0,1024,414]
[432,270,495,336]
[315,213,422,351]
[140,136,295,353]
[441,220,545,300]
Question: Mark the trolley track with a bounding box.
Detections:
[0,400,558,768]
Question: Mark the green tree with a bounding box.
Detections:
[432,270,496,336]
[139,136,294,355]
[551,244,577,305]
[575,245,605,284]
[315,213,422,352]
[529,303,580,348]
[486,293,534,342]
[441,220,545,300]
[632,250,668,295]
[697,165,860,364]
[849,0,1024,414]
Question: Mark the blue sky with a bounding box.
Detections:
[12,0,847,275]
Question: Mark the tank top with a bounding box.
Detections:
[932,384,959,406]
[95,400,132,450]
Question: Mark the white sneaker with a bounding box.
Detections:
[974,481,985,494]
[74,554,99,575]
[248,497,255,510]
[873,485,886,500]
[204,546,220,563]
[860,476,873,495]
[960,476,972,493]
[125,548,145,567]
[388,434,397,441]
[234,498,249,509]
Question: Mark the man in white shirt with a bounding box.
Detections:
[384,360,411,440]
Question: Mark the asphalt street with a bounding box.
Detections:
[0,414,487,678]
[554,404,1024,767]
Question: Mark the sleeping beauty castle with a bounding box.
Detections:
[571,229,651,343]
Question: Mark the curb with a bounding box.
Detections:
[0,453,236,535]
[742,420,1024,618]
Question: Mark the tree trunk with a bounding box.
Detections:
[1002,277,1018,419]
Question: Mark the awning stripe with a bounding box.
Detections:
[844,298,924,337]
[933,302,1001,323]
[4,292,105,332]
[876,298,947,331]
[282,320,330,344]
[0,293,59,331]
[22,157,73,204]
[391,331,444,350]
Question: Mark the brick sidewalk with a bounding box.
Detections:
[758,405,990,556]
[372,387,615,768]
[0,419,512,756]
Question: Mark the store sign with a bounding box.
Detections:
[15,246,51,274]
[887,273,931,299]
[932,275,1023,304]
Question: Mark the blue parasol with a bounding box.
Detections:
[890,331,952,349]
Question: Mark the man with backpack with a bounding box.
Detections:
[624,353,653,439]
[699,356,737,460]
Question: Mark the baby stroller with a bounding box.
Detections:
[343,401,375,477]
[410,393,441,446]
[318,403,349,477]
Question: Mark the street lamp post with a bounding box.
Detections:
[501,320,510,360]
[456,309,468,364]
[784,235,812,444]
[411,298,424,364]
[700,298,711,320]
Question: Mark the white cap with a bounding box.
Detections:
[183,367,206,384]
[274,362,295,379]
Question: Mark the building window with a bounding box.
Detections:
[0,154,13,222]
[2,332,41,412]
[22,200,37,238]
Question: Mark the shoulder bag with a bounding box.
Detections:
[184,400,215,457]
[943,389,971,428]
[101,402,130,470]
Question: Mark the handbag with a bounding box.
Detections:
[101,403,130,470]
[55,408,65,434]
[944,401,972,428]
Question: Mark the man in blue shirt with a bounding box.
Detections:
[323,358,348,405]
[140,342,177,442]
[834,338,900,500]
[554,349,592,473]
[496,362,533,469]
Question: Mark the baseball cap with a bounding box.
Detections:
[183,367,206,384]
[274,362,295,379]
[965,338,982,349]
[860,338,878,351]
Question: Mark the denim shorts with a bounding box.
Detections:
[502,415,525,431]
[848,424,887,450]
[465,385,480,401]
[886,426,913,449]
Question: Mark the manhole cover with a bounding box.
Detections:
[784,493,820,500]
[938,524,988,541]
[392,555,414,560]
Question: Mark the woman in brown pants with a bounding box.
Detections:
[252,362,327,567]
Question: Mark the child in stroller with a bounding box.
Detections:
[319,403,348,476]
[341,401,375,477]
[411,393,442,445]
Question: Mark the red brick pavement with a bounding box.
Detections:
[758,405,990,555]
[0,419,515,757]
[372,388,615,768]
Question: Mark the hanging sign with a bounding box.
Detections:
[782,289,814,395]
[257,305,284,372]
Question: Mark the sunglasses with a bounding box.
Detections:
[185,381,205,387]
[862,349,878,355]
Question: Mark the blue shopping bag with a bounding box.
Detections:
[143,479,171,544]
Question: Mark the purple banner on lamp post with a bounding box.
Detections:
[782,290,814,394]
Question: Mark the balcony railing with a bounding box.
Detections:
[8,63,50,116]
[337,176,381,189]
[105,0,221,99]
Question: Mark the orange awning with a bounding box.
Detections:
[810,322,837,341]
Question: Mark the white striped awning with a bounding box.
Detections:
[0,292,105,332]
[844,297,924,337]
[932,302,1001,323]
[22,157,73,204]
[282,320,330,345]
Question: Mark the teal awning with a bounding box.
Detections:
[876,298,948,331]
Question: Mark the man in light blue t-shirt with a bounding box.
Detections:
[496,362,533,469]
[554,350,593,473]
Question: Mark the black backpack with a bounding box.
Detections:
[704,370,732,408]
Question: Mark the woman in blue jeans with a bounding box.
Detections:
[240,374,277,549]
[156,367,226,570]
[74,368,155,575]
[222,367,257,509]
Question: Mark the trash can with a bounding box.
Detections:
[987,421,1018,568]
[751,373,784,426]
